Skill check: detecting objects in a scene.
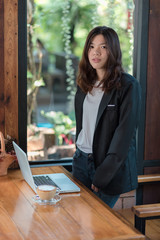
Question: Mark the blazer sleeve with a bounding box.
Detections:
[92,78,141,189]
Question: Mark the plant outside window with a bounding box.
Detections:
[27,0,134,162]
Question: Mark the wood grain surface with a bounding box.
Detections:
[0,166,145,240]
[0,0,18,139]
[132,203,160,218]
[138,174,160,183]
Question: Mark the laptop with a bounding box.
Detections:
[13,141,80,194]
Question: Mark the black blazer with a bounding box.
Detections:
[74,73,141,195]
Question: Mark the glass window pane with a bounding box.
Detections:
[27,0,134,162]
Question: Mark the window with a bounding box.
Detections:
[26,0,134,163]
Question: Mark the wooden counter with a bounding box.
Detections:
[0,166,145,239]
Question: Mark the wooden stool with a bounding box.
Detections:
[133,174,160,234]
[132,202,160,234]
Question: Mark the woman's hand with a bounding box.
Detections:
[91,184,99,192]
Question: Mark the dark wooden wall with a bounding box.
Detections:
[0,0,27,151]
[0,0,4,133]
[0,0,18,141]
[143,0,160,203]
[135,0,160,204]
[144,0,160,161]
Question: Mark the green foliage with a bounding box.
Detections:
[61,0,76,100]
[41,110,75,144]
[33,0,134,74]
[28,0,135,144]
[27,71,45,96]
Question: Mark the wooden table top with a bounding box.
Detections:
[0,166,145,240]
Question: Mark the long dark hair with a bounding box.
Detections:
[77,26,124,93]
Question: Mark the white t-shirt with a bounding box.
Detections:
[76,83,104,153]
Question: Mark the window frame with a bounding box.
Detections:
[19,0,149,173]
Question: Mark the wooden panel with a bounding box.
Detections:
[0,203,23,239]
[0,0,5,133]
[4,0,18,139]
[138,174,160,183]
[3,166,145,240]
[132,203,160,218]
[144,0,160,160]
[118,208,160,240]
[143,167,160,204]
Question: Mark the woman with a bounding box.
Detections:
[72,26,141,208]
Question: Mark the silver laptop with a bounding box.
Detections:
[13,141,80,194]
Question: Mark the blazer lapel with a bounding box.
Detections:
[95,90,115,129]
[76,88,86,114]
[75,88,86,133]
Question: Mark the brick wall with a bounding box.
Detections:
[113,190,136,210]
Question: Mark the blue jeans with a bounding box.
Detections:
[72,148,119,208]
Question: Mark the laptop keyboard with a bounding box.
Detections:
[33,176,60,189]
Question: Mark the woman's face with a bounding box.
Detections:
[88,34,108,77]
